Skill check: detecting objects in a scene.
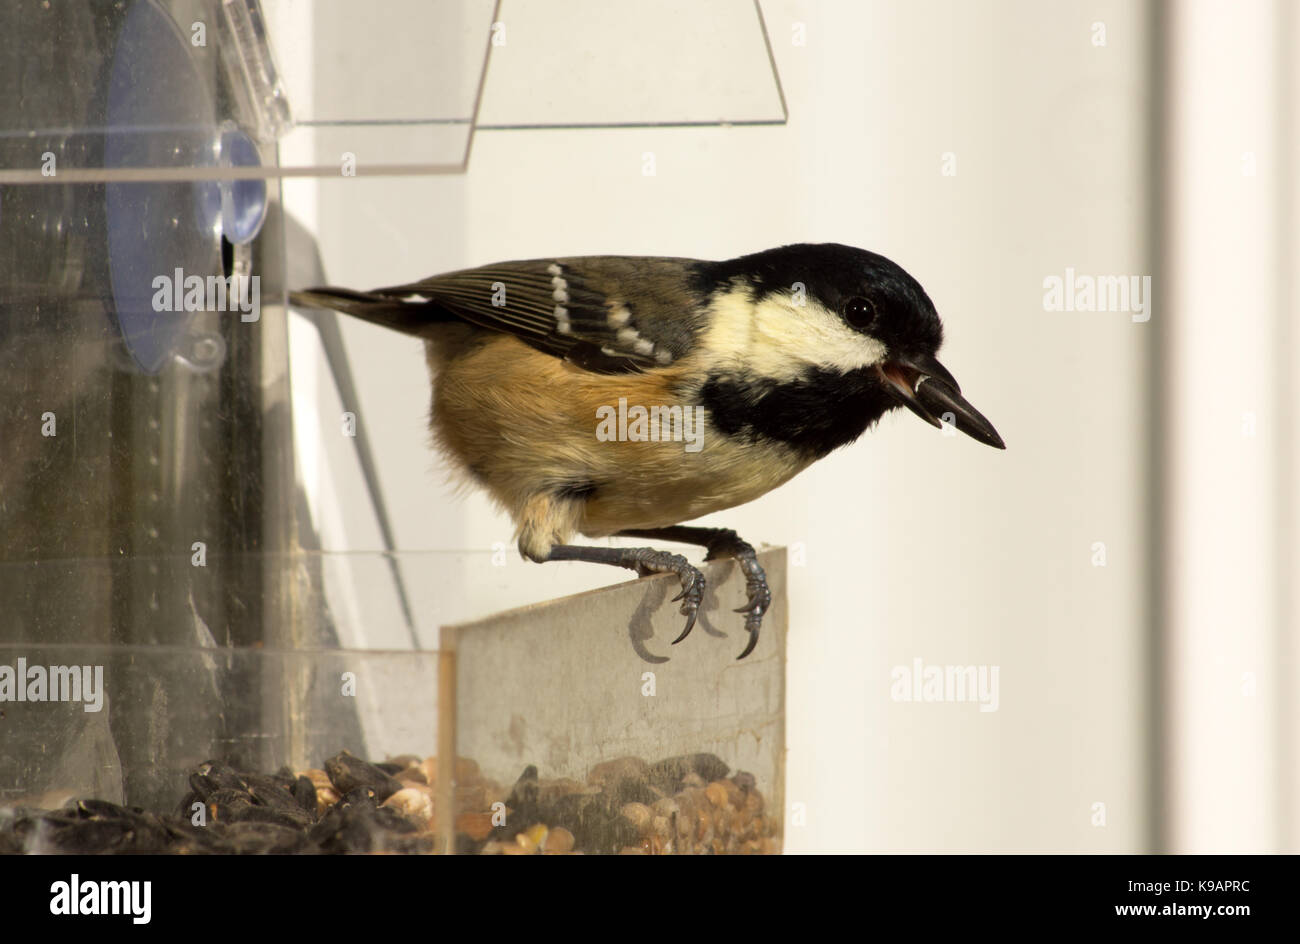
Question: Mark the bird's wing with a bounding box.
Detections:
[372,256,706,373]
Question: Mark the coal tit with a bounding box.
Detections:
[291,243,1005,659]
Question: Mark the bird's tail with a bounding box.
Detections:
[289,286,456,339]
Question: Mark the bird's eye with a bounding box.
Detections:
[843,296,876,330]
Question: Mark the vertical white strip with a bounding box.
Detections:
[1278,0,1300,856]
[1164,0,1286,852]
[265,0,318,233]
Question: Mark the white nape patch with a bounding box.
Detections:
[698,286,887,381]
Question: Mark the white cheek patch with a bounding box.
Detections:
[698,286,887,381]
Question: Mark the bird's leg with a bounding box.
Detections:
[615,526,770,659]
[543,544,705,644]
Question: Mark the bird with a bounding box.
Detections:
[291,243,1005,660]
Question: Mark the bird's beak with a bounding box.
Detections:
[877,353,1006,449]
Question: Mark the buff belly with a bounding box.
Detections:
[425,330,811,558]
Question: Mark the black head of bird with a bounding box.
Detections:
[694,243,1005,455]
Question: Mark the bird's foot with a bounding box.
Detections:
[547,533,769,657]
[702,531,770,659]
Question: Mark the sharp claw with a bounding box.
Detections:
[735,627,760,660]
[672,610,698,645]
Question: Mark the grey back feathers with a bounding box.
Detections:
[293,257,710,375]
